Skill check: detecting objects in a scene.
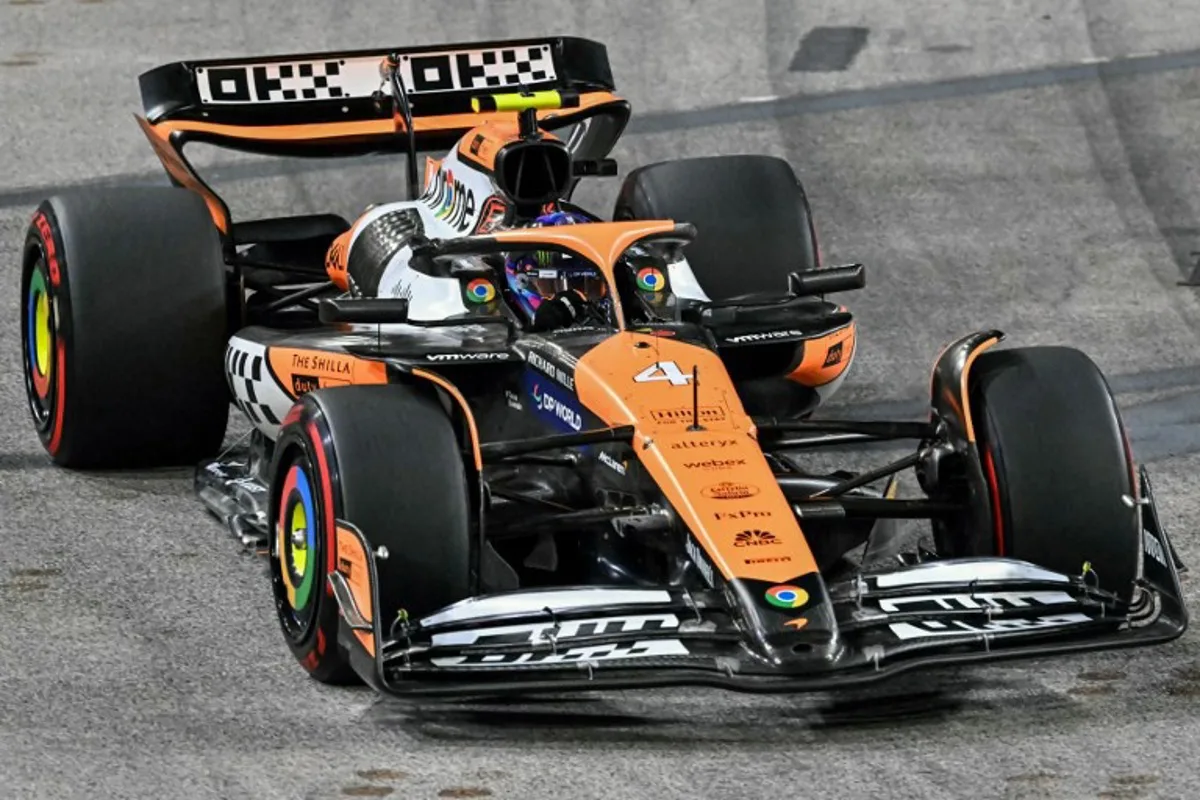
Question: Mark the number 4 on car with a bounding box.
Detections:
[17,35,1187,701]
[634,361,693,386]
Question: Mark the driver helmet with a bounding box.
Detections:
[504,210,608,320]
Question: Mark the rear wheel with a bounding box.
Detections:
[967,346,1141,600]
[269,384,473,684]
[613,154,819,299]
[20,187,230,468]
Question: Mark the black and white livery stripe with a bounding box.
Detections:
[398,44,556,94]
[197,56,380,105]
[196,44,558,105]
[224,337,296,439]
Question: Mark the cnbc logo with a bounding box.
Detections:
[734,530,780,547]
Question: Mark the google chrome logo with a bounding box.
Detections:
[764,585,809,609]
[636,266,665,292]
[466,278,496,303]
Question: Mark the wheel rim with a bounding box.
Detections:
[23,259,56,428]
[276,457,320,640]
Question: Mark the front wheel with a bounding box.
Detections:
[268,384,474,684]
[967,346,1141,601]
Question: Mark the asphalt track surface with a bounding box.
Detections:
[3,2,1200,798]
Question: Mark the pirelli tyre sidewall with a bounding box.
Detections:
[21,213,67,451]
[269,396,358,685]
[19,189,230,468]
[968,345,1141,602]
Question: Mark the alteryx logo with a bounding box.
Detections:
[531,382,583,431]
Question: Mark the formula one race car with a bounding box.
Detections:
[19,37,1187,696]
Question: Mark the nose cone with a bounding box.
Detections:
[727,573,841,668]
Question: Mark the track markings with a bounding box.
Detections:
[340,788,393,798]
[789,26,870,72]
[0,51,42,67]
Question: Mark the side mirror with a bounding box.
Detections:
[788,264,865,297]
[572,159,618,177]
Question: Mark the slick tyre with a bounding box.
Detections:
[613,154,819,300]
[968,346,1141,601]
[269,385,472,684]
[20,187,229,468]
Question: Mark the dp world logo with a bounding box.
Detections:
[532,383,582,431]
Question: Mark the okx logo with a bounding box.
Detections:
[531,382,583,431]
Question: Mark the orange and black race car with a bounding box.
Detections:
[18,37,1187,696]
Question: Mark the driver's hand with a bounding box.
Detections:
[530,290,589,332]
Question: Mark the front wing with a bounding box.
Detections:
[329,467,1188,698]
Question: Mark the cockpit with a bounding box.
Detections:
[435,222,696,333]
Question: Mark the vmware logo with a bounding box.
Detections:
[532,383,583,431]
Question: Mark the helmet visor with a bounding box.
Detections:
[524,264,608,303]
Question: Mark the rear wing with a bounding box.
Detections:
[135,36,630,236]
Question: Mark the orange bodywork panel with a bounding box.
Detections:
[488,220,677,274]
[458,128,505,172]
[457,122,563,172]
[135,115,231,234]
[335,522,376,657]
[143,92,620,149]
[576,332,820,584]
[788,321,857,387]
